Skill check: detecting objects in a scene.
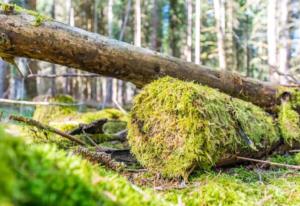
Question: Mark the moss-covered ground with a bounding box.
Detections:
[2,80,300,205]
[1,124,300,205]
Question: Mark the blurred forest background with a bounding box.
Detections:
[0,0,299,109]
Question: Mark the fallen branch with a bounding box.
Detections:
[236,156,300,170]
[73,146,125,171]
[27,73,100,78]
[0,98,83,106]
[9,115,86,146]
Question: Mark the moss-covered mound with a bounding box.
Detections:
[128,77,278,178]
[277,87,300,145]
[0,127,168,206]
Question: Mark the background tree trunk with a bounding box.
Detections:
[278,0,290,84]
[268,0,279,83]
[185,0,193,62]
[194,0,201,65]
[213,0,227,70]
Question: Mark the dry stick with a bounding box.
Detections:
[289,150,300,153]
[0,98,83,106]
[27,73,100,78]
[9,115,86,146]
[74,146,125,171]
[236,156,300,170]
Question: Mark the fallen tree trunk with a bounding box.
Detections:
[128,77,300,178]
[0,4,295,111]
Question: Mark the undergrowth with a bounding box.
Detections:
[0,127,169,206]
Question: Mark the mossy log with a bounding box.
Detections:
[1,3,299,111]
[128,77,300,178]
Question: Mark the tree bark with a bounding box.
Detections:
[213,0,227,70]
[267,0,279,83]
[0,8,292,110]
[194,0,201,65]
[185,0,193,62]
[278,0,290,84]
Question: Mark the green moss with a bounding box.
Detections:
[103,121,127,134]
[128,77,278,178]
[79,109,128,123]
[162,169,300,206]
[33,95,77,124]
[278,102,300,145]
[31,106,127,148]
[0,127,170,206]
[0,3,51,26]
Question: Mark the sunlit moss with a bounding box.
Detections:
[0,2,50,26]
[33,95,77,124]
[0,127,169,206]
[31,98,127,147]
[128,77,278,178]
[278,102,300,145]
[162,169,300,206]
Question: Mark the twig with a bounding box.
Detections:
[9,115,86,146]
[0,98,83,107]
[236,156,300,170]
[113,98,128,114]
[289,150,300,153]
[27,73,100,78]
[73,146,125,171]
[82,130,103,151]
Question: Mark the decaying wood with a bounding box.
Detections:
[9,115,86,146]
[68,119,108,135]
[68,118,128,142]
[73,146,125,171]
[0,5,291,110]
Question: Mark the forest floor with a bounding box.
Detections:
[1,104,300,206]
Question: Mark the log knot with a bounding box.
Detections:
[0,32,11,47]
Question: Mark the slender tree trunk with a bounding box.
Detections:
[50,0,56,97]
[0,60,7,98]
[213,0,226,70]
[104,0,114,107]
[225,0,236,71]
[186,0,193,62]
[117,0,132,105]
[151,0,158,51]
[195,0,201,65]
[278,0,290,84]
[91,0,100,101]
[134,0,141,47]
[169,0,180,57]
[267,0,279,83]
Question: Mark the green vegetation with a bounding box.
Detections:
[28,96,127,147]
[162,167,300,206]
[0,127,169,206]
[128,77,278,178]
[33,95,77,124]
[0,2,50,26]
[278,102,300,145]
